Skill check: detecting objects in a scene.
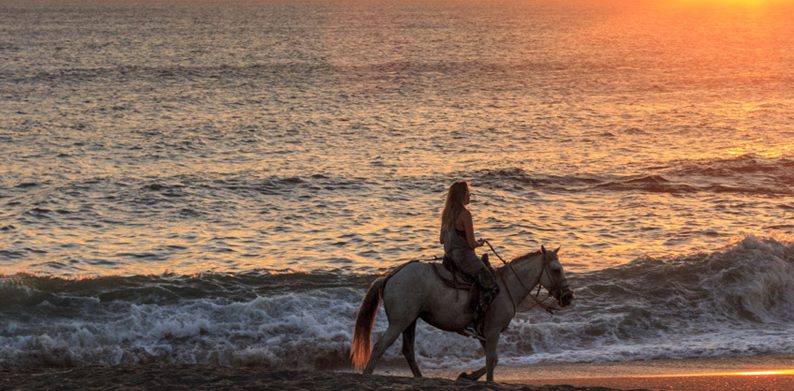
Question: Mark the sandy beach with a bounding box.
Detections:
[495,355,794,391]
[0,365,615,391]
[3,355,794,390]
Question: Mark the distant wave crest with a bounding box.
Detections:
[473,154,794,195]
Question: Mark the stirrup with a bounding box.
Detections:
[462,323,487,342]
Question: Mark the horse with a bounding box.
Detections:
[350,245,574,382]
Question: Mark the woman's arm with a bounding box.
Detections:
[459,209,482,249]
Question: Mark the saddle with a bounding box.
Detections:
[431,256,473,286]
[431,256,479,306]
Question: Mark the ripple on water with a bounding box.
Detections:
[0,250,26,260]
[1,3,792,276]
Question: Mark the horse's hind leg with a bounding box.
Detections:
[363,322,406,375]
[365,264,423,375]
[401,320,422,377]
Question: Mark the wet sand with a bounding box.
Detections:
[368,354,794,391]
[0,365,615,391]
[497,355,794,391]
[3,355,793,390]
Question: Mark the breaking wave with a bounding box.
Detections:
[1,236,792,369]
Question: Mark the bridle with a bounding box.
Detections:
[484,240,562,315]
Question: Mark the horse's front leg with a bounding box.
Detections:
[457,334,499,381]
[484,333,499,382]
[457,366,486,381]
[456,339,488,381]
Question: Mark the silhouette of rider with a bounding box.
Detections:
[439,180,498,340]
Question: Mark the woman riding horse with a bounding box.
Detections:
[350,180,574,381]
[440,180,499,340]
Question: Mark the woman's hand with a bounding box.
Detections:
[477,238,486,247]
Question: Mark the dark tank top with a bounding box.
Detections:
[455,228,466,240]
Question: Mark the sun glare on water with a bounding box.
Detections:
[733,370,794,376]
[642,369,794,378]
[673,0,767,4]
[659,0,794,11]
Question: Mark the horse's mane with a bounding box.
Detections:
[510,249,542,263]
[490,250,539,274]
[492,250,542,274]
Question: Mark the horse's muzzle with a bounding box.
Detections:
[558,289,574,307]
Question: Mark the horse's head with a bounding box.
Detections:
[539,245,574,307]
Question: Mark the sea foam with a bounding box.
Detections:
[1,236,792,370]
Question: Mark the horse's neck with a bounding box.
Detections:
[498,254,542,302]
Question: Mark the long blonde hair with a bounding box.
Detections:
[440,180,469,234]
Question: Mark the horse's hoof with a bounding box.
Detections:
[457,372,475,381]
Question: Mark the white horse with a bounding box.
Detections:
[351,245,574,382]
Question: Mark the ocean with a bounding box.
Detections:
[1,0,793,370]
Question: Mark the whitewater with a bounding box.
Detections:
[1,237,793,369]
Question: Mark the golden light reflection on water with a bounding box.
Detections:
[641,369,794,377]
[669,0,780,7]
[2,0,792,278]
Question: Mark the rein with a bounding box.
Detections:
[483,240,558,315]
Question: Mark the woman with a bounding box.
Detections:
[439,180,497,340]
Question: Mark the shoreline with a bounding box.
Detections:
[3,355,794,390]
[503,355,794,390]
[376,354,794,390]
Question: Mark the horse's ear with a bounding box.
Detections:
[554,246,560,254]
[541,245,547,255]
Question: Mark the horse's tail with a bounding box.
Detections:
[350,276,386,370]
